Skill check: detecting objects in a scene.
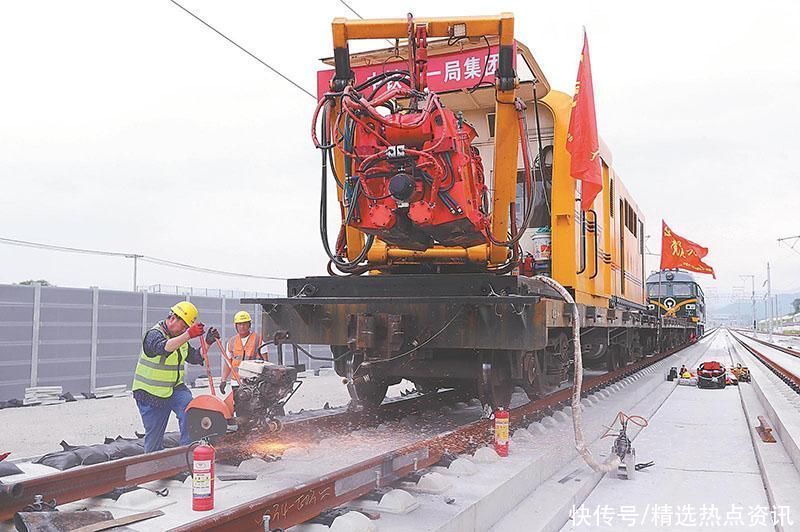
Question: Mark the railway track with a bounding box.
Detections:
[1,340,696,529]
[730,330,800,393]
[0,388,459,522]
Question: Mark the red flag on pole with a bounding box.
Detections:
[660,221,716,278]
[567,30,603,211]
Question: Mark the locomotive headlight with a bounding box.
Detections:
[685,304,696,310]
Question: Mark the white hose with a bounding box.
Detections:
[532,275,621,473]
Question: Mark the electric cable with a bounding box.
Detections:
[336,0,394,46]
[168,0,316,100]
[0,236,287,281]
[532,87,552,217]
[355,307,464,368]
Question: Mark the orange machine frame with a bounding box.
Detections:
[327,14,521,266]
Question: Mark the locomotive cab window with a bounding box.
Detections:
[487,113,496,138]
[514,144,553,229]
[648,284,666,297]
[672,284,693,297]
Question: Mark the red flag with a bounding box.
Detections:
[567,31,602,211]
[660,221,715,278]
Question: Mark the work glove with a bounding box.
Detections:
[219,381,227,394]
[187,322,205,339]
[205,326,220,345]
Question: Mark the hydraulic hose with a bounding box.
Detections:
[532,275,622,473]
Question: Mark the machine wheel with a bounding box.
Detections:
[478,352,513,409]
[186,408,227,441]
[265,418,283,433]
[582,343,608,368]
[531,333,572,396]
[348,378,389,407]
[520,350,556,401]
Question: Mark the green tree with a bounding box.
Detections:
[18,279,52,286]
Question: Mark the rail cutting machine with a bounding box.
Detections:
[185,339,299,441]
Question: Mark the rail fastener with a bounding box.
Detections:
[755,415,777,443]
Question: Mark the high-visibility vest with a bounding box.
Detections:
[226,333,263,362]
[223,333,263,380]
[132,323,188,398]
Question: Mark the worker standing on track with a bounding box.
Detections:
[132,301,220,453]
[219,310,264,394]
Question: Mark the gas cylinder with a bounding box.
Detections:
[494,407,509,457]
[192,440,215,511]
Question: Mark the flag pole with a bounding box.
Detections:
[656,269,663,352]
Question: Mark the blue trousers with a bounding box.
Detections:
[136,386,193,452]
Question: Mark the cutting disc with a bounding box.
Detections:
[186,407,227,441]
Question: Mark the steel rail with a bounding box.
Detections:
[736,332,800,359]
[731,332,800,393]
[171,341,692,531]
[0,389,456,522]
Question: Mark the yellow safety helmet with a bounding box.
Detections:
[233,310,252,324]
[170,301,198,326]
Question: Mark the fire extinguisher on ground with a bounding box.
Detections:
[191,439,215,511]
[494,407,509,457]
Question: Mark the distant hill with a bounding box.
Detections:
[708,292,800,321]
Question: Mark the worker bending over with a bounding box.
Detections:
[219,310,264,394]
[132,301,220,452]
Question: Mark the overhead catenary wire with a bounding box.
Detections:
[336,0,396,46]
[0,236,287,281]
[337,0,364,19]
[168,0,316,100]
[138,256,286,281]
[777,234,800,256]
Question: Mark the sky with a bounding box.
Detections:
[1,1,798,305]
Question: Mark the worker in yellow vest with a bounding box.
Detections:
[132,301,220,452]
[219,310,264,394]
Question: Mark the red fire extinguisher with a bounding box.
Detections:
[192,440,215,511]
[520,254,535,277]
[494,407,509,457]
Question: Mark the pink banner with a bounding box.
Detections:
[317,45,513,99]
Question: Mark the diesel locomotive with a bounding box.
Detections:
[647,270,706,336]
